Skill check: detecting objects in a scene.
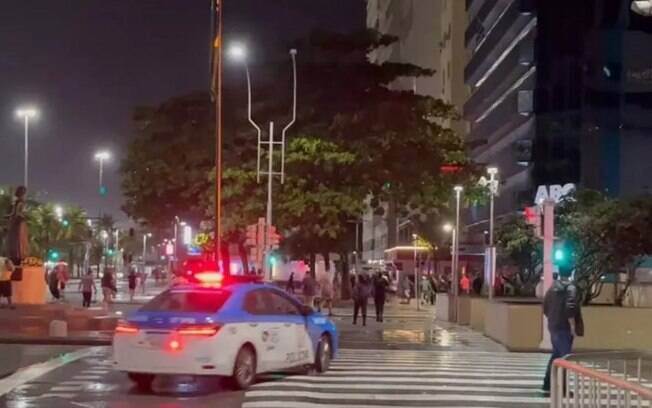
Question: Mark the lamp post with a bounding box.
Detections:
[142,232,152,271]
[94,151,111,196]
[486,167,499,300]
[229,44,298,281]
[15,107,38,188]
[412,233,420,311]
[453,186,463,299]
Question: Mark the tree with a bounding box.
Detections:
[121,93,215,230]
[495,216,542,295]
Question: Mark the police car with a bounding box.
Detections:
[113,272,338,390]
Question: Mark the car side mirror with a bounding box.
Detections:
[300,305,314,316]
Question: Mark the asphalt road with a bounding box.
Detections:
[0,302,552,407]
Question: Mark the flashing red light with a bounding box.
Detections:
[168,339,182,351]
[115,321,138,334]
[177,324,221,336]
[195,272,224,284]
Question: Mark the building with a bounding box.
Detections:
[363,0,470,267]
[464,0,652,231]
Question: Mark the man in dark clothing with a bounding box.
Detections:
[353,275,372,326]
[542,271,584,393]
[373,272,389,322]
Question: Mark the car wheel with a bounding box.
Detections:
[127,373,155,391]
[232,345,256,390]
[314,334,332,373]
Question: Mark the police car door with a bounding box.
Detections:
[243,289,291,372]
[266,290,312,368]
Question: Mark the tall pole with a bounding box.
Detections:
[23,116,29,188]
[264,122,274,281]
[212,0,224,269]
[453,186,463,298]
[487,167,498,300]
[413,234,419,311]
[244,62,263,183]
[98,158,104,191]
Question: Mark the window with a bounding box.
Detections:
[243,289,274,315]
[141,289,231,313]
[268,291,301,316]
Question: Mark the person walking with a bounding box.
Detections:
[428,275,437,305]
[128,267,138,302]
[541,270,584,394]
[78,269,96,308]
[101,269,116,308]
[318,274,334,316]
[352,274,372,326]
[286,272,295,294]
[302,272,317,307]
[373,272,389,322]
[56,262,69,300]
[0,257,16,309]
[139,268,147,295]
[47,268,60,301]
[420,276,432,306]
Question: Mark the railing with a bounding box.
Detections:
[552,351,652,407]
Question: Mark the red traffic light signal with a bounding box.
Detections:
[524,206,542,237]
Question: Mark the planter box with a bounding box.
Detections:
[435,293,455,322]
[469,297,487,332]
[483,300,542,351]
[457,296,471,325]
[575,306,652,350]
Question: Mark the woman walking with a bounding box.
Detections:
[352,275,372,326]
[373,272,389,322]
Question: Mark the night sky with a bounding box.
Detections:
[0,0,365,223]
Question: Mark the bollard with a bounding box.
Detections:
[49,320,68,337]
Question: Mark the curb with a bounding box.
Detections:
[0,336,112,346]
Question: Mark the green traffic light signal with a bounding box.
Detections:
[62,219,70,227]
[554,248,565,262]
[48,250,60,261]
[269,256,277,266]
[553,241,575,276]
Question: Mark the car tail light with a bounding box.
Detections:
[177,324,221,336]
[168,339,182,351]
[115,321,139,334]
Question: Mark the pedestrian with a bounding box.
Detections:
[398,275,410,304]
[421,276,433,305]
[460,273,471,294]
[286,272,295,294]
[139,269,147,295]
[48,268,60,301]
[56,262,69,300]
[318,274,334,316]
[541,270,584,395]
[428,275,437,305]
[302,272,317,307]
[472,273,484,295]
[0,257,16,309]
[101,269,116,308]
[128,267,138,302]
[352,274,372,326]
[78,269,96,308]
[373,272,388,322]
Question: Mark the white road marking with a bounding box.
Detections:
[0,347,101,397]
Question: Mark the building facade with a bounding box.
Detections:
[363,0,469,264]
[464,0,652,231]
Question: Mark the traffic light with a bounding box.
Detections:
[269,255,277,267]
[106,248,115,256]
[268,225,281,249]
[245,224,257,247]
[61,219,70,227]
[524,206,542,237]
[99,185,108,196]
[48,250,60,261]
[553,241,575,276]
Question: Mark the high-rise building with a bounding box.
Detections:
[464,0,652,229]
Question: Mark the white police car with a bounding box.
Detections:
[113,273,338,390]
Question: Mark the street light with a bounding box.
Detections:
[486,167,499,300]
[228,42,263,183]
[15,106,38,188]
[54,205,64,220]
[94,150,111,196]
[443,222,456,295]
[142,232,152,269]
[412,233,420,311]
[453,185,463,300]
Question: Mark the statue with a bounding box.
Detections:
[5,186,30,279]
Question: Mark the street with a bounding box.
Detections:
[0,301,550,408]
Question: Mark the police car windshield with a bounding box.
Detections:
[140,289,231,313]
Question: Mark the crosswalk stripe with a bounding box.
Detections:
[244,348,549,407]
